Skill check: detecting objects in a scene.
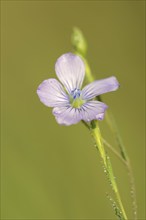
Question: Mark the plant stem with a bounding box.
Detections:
[81,57,137,220]
[102,138,127,166]
[82,121,127,166]
[72,27,137,219]
[105,111,137,220]
[82,120,137,220]
[91,120,128,220]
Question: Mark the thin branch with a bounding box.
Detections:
[102,138,127,166]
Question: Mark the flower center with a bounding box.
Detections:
[70,88,85,108]
[71,88,81,99]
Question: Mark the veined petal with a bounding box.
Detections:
[37,78,69,107]
[52,100,108,126]
[81,101,108,121]
[55,53,85,94]
[82,76,119,100]
[53,106,82,126]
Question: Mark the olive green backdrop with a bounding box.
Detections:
[1,0,145,219]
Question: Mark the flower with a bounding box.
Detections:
[37,53,119,126]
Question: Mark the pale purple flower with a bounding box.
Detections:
[37,53,119,126]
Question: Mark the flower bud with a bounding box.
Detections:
[71,27,87,57]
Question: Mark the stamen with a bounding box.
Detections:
[71,88,81,99]
[70,88,85,108]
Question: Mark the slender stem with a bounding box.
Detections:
[72,28,136,219]
[105,111,137,220]
[116,191,128,220]
[81,121,127,166]
[91,120,128,220]
[81,120,90,130]
[102,138,127,166]
[103,137,137,219]
[105,111,128,161]
[81,57,137,220]
[126,160,137,220]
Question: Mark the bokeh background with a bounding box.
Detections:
[1,1,145,219]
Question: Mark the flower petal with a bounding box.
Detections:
[55,53,85,94]
[81,101,108,121]
[52,100,108,126]
[53,106,82,126]
[82,76,119,100]
[37,78,69,107]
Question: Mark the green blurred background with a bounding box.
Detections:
[1,1,145,219]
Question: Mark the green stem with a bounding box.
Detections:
[72,27,137,219]
[105,111,137,220]
[91,120,128,220]
[105,111,128,161]
[102,138,127,166]
[81,121,127,166]
[80,55,137,220]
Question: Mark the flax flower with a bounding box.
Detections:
[37,53,119,125]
